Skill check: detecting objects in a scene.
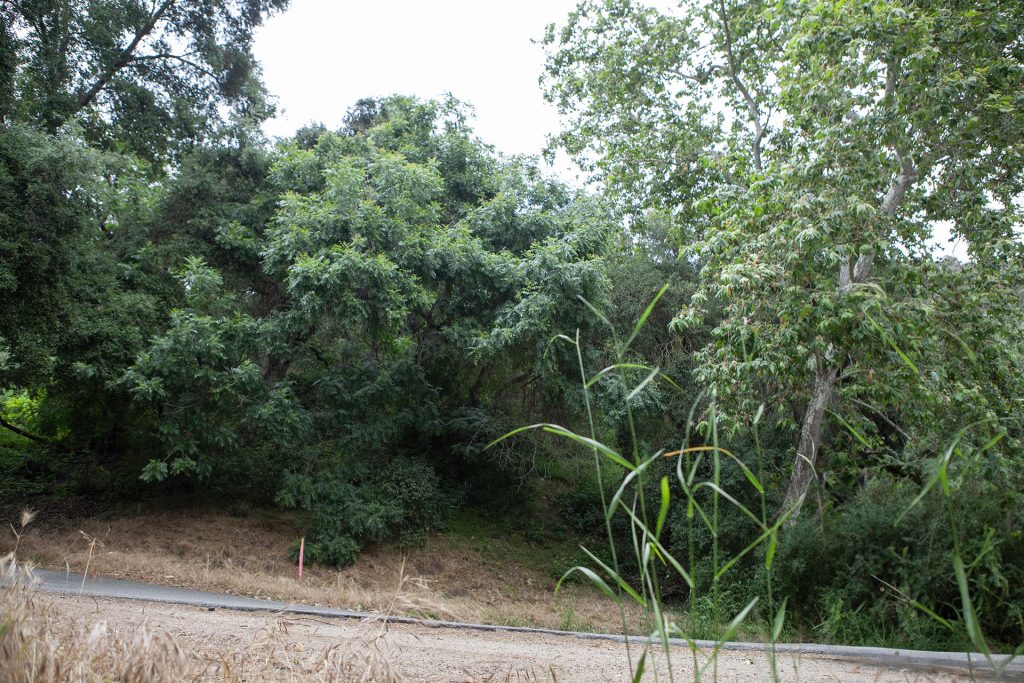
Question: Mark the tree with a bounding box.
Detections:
[3,0,288,163]
[122,96,619,563]
[544,0,1024,516]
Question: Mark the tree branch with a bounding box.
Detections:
[72,0,176,117]
[839,59,917,291]
[717,0,765,172]
[128,53,216,79]
[671,64,725,83]
[0,417,49,445]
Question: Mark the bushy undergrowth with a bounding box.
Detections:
[556,431,1024,652]
[775,474,1024,649]
[277,453,456,566]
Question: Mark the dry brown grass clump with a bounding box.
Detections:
[1,553,191,682]
[0,552,404,682]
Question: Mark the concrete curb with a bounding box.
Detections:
[27,568,1023,679]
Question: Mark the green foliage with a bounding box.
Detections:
[277,453,454,566]
[3,0,288,164]
[545,0,1024,516]
[3,0,1022,659]
[109,96,617,560]
[776,470,1024,648]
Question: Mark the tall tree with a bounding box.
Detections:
[123,97,618,563]
[3,0,288,163]
[544,0,1024,515]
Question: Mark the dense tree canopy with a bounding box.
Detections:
[544,0,1024,512]
[2,0,288,163]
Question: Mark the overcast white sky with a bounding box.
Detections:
[253,0,587,181]
[252,1,971,258]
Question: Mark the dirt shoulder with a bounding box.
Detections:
[44,593,971,682]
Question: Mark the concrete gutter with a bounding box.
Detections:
[27,568,1023,679]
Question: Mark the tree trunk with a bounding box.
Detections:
[782,360,838,518]
[781,57,917,521]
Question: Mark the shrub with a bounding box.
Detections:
[278,452,455,566]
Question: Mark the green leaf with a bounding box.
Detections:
[140,459,169,483]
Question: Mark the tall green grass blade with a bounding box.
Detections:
[897,418,998,523]
[619,505,694,588]
[875,574,955,631]
[485,422,635,470]
[703,597,758,668]
[765,530,778,570]
[828,409,872,449]
[715,507,796,580]
[542,426,635,471]
[696,481,767,531]
[586,363,682,392]
[866,313,920,375]
[607,451,661,520]
[626,366,661,401]
[631,650,647,683]
[587,363,650,387]
[772,598,787,640]
[655,476,671,539]
[666,446,765,493]
[624,283,670,352]
[483,423,545,449]
[944,328,978,367]
[727,454,764,494]
[580,546,646,605]
[954,556,992,660]
[912,600,954,630]
[979,431,1006,454]
[557,565,619,602]
[577,295,612,330]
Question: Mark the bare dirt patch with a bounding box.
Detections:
[35,593,976,682]
[1,509,642,633]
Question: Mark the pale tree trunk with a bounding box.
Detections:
[782,60,918,519]
[782,359,838,515]
[782,185,916,519]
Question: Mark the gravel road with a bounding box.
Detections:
[26,569,1020,681]
[38,593,1001,682]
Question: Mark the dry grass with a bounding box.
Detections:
[1,552,406,682]
[0,508,645,634]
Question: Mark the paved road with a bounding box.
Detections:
[27,568,1023,679]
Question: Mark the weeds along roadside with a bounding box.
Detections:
[1,524,404,682]
[489,285,1023,682]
